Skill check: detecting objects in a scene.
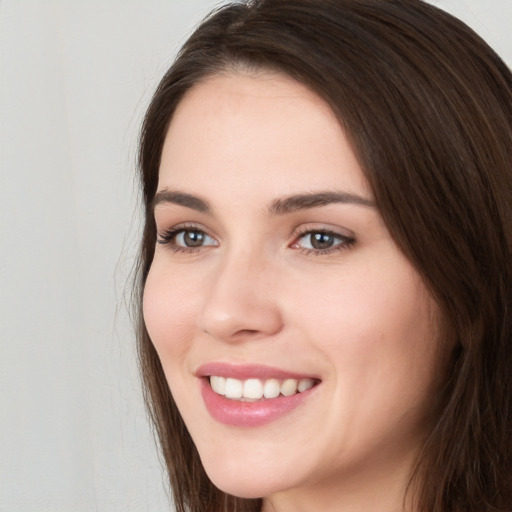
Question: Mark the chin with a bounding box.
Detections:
[201,458,287,499]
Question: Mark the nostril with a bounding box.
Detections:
[236,329,260,336]
[199,306,283,342]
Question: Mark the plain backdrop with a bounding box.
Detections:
[0,1,510,511]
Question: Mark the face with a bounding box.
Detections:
[143,72,442,509]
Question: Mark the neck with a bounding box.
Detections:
[261,458,419,512]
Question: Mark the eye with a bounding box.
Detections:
[175,230,214,248]
[291,229,355,254]
[157,226,218,252]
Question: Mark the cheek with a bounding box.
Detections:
[142,263,200,365]
[294,257,428,333]
[288,260,440,455]
[286,252,439,391]
[143,263,214,430]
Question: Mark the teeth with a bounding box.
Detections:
[209,376,316,400]
[281,378,298,396]
[263,378,280,398]
[243,379,263,399]
[210,376,226,395]
[225,378,243,399]
[298,378,314,392]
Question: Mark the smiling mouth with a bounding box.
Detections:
[199,365,321,426]
[209,376,319,401]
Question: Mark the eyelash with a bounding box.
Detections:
[157,224,215,254]
[156,225,356,255]
[291,228,356,255]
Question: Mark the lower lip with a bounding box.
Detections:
[200,378,317,427]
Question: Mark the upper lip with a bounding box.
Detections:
[196,362,320,381]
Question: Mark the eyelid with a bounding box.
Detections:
[156,222,219,251]
[289,225,356,254]
[291,223,354,241]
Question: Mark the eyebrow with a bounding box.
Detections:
[151,189,376,215]
[269,191,376,214]
[152,190,211,213]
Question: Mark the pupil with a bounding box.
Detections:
[311,233,334,250]
[184,231,204,247]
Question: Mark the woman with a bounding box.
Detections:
[136,0,512,510]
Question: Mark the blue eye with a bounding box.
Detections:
[294,230,355,253]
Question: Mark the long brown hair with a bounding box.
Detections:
[136,1,512,510]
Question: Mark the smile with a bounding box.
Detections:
[197,363,320,427]
[210,376,316,401]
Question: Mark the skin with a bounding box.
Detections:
[143,71,443,512]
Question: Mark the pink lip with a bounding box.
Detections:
[196,362,317,380]
[197,363,320,427]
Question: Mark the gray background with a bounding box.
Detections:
[1,1,510,511]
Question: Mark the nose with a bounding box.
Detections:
[198,250,284,343]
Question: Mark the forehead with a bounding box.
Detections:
[158,72,371,200]
[176,70,330,118]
